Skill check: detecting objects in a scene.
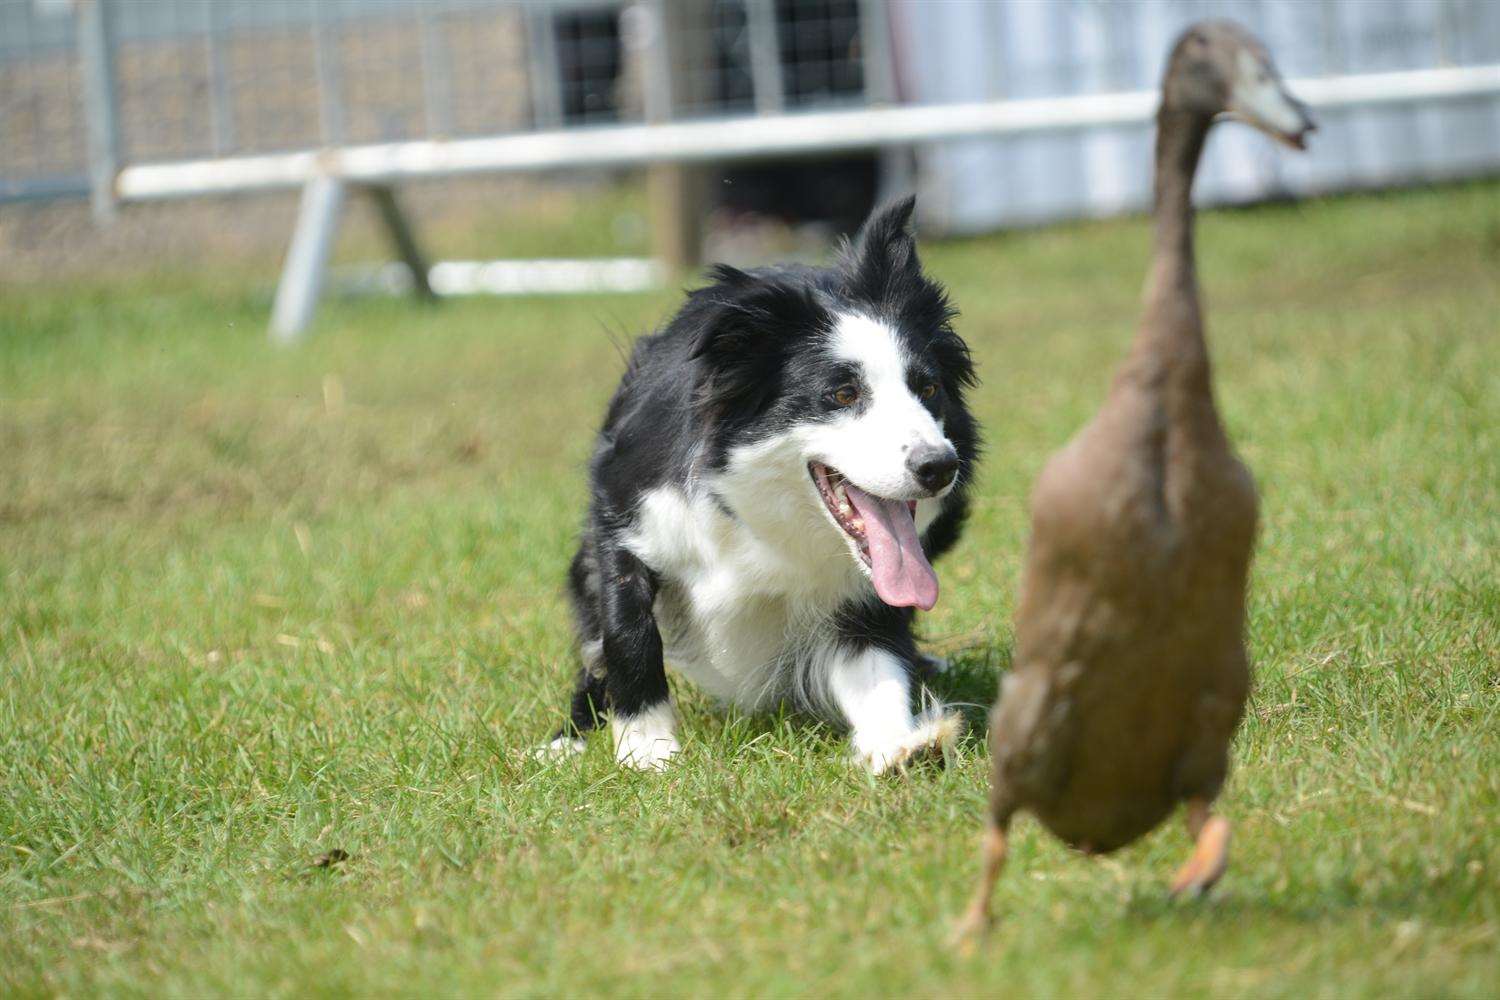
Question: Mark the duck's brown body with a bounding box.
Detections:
[992,315,1256,853]
[955,22,1313,940]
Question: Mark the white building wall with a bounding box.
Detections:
[896,0,1500,234]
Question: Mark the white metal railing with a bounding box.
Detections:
[165,59,1500,342]
[116,63,1500,201]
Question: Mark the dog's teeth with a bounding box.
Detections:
[838,502,852,516]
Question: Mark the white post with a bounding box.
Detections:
[270,175,346,343]
[746,0,785,114]
[77,0,120,224]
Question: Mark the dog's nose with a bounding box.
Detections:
[908,444,959,494]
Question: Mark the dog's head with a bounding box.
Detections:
[690,198,977,609]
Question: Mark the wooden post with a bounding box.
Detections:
[859,0,914,204]
[644,0,712,272]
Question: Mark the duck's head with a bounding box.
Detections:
[1164,20,1316,150]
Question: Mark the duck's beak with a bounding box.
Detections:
[1225,52,1316,151]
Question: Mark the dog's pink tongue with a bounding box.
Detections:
[844,485,939,611]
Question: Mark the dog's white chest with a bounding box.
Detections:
[624,483,856,709]
[657,579,797,707]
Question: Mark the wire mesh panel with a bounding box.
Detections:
[2,0,1498,219]
[0,0,888,204]
[778,0,864,107]
[0,1,89,200]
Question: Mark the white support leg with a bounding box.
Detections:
[270,174,346,343]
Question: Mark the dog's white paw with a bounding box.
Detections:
[615,732,681,771]
[612,704,680,771]
[855,711,960,776]
[530,735,588,762]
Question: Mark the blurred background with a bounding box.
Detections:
[3,0,1499,336]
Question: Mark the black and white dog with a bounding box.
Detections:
[547,198,979,772]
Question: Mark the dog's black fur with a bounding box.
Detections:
[551,198,979,765]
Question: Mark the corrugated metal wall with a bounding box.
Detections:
[899,0,1500,233]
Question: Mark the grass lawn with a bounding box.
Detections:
[2,180,1496,997]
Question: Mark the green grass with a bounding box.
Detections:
[3,181,1497,997]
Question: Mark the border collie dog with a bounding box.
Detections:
[548,198,979,773]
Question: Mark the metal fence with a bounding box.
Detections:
[3,0,1499,339]
[0,0,881,209]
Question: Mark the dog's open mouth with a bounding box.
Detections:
[809,462,939,611]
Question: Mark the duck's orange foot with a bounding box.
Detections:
[949,823,1009,953]
[1169,802,1230,898]
[947,904,993,955]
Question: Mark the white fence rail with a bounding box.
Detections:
[117,63,1500,199]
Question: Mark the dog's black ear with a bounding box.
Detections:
[689,268,826,418]
[840,197,970,392]
[841,195,921,304]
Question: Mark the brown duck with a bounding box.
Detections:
[956,21,1314,939]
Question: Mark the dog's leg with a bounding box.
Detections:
[599,546,680,771]
[827,646,958,775]
[537,650,606,759]
[538,545,608,760]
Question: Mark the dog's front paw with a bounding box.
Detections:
[855,711,961,776]
[612,705,681,771]
[616,731,681,771]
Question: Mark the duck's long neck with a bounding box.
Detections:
[1124,105,1219,415]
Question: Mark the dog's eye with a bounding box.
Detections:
[831,385,860,407]
[919,382,939,401]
